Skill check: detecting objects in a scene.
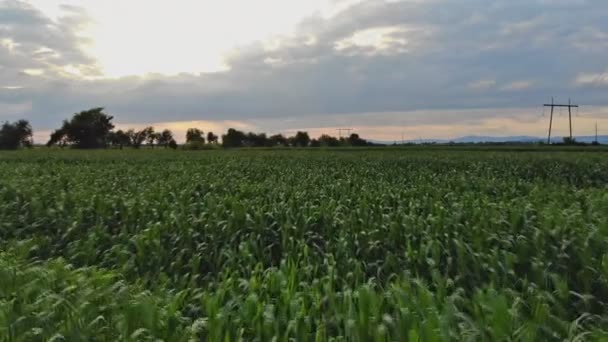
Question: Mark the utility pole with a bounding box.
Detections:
[568,98,573,140]
[547,97,554,144]
[336,128,352,139]
[596,122,599,144]
[544,97,579,143]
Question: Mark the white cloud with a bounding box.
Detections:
[501,81,533,91]
[334,26,409,55]
[468,80,496,90]
[21,68,44,76]
[1,38,19,51]
[575,71,608,87]
[500,17,544,36]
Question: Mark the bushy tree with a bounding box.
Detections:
[269,134,288,146]
[47,108,114,148]
[0,119,33,149]
[186,128,205,143]
[207,131,218,144]
[222,128,246,147]
[108,129,130,149]
[139,127,155,147]
[158,129,176,148]
[127,127,153,149]
[48,129,68,147]
[148,131,160,147]
[291,131,310,147]
[244,132,268,147]
[126,129,141,148]
[347,133,368,146]
[319,134,340,147]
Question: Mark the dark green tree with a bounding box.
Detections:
[115,130,131,148]
[222,128,246,147]
[269,134,288,146]
[140,127,155,147]
[48,129,68,147]
[158,129,175,148]
[126,129,142,148]
[319,134,340,147]
[0,119,33,149]
[127,127,153,149]
[207,131,218,144]
[186,128,205,143]
[291,131,310,147]
[108,130,131,149]
[347,133,368,146]
[47,108,114,148]
[244,132,268,147]
[148,131,161,147]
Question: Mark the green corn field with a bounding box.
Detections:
[1,148,608,341]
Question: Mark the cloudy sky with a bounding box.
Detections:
[1,0,608,142]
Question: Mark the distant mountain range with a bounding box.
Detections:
[370,135,608,145]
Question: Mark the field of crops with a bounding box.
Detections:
[1,148,608,341]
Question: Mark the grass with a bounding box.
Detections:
[1,148,608,340]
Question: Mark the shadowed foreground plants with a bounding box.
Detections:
[4,252,605,341]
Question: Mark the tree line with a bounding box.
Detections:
[1,107,371,150]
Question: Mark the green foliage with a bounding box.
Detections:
[347,133,368,146]
[221,128,246,147]
[269,134,288,146]
[319,134,341,147]
[108,129,131,148]
[0,120,32,150]
[292,131,311,147]
[0,251,193,341]
[182,141,218,150]
[1,149,608,340]
[168,139,178,150]
[47,108,114,149]
[186,128,205,144]
[207,131,219,144]
[126,128,145,149]
[140,127,156,148]
[157,129,177,149]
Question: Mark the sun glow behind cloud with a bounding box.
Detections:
[335,26,410,54]
[27,0,359,78]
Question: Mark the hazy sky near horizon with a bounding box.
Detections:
[1,0,608,141]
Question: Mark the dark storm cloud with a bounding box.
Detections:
[0,0,607,130]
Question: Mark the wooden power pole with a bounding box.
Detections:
[596,122,599,144]
[544,98,578,144]
[336,128,352,139]
[546,97,554,144]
